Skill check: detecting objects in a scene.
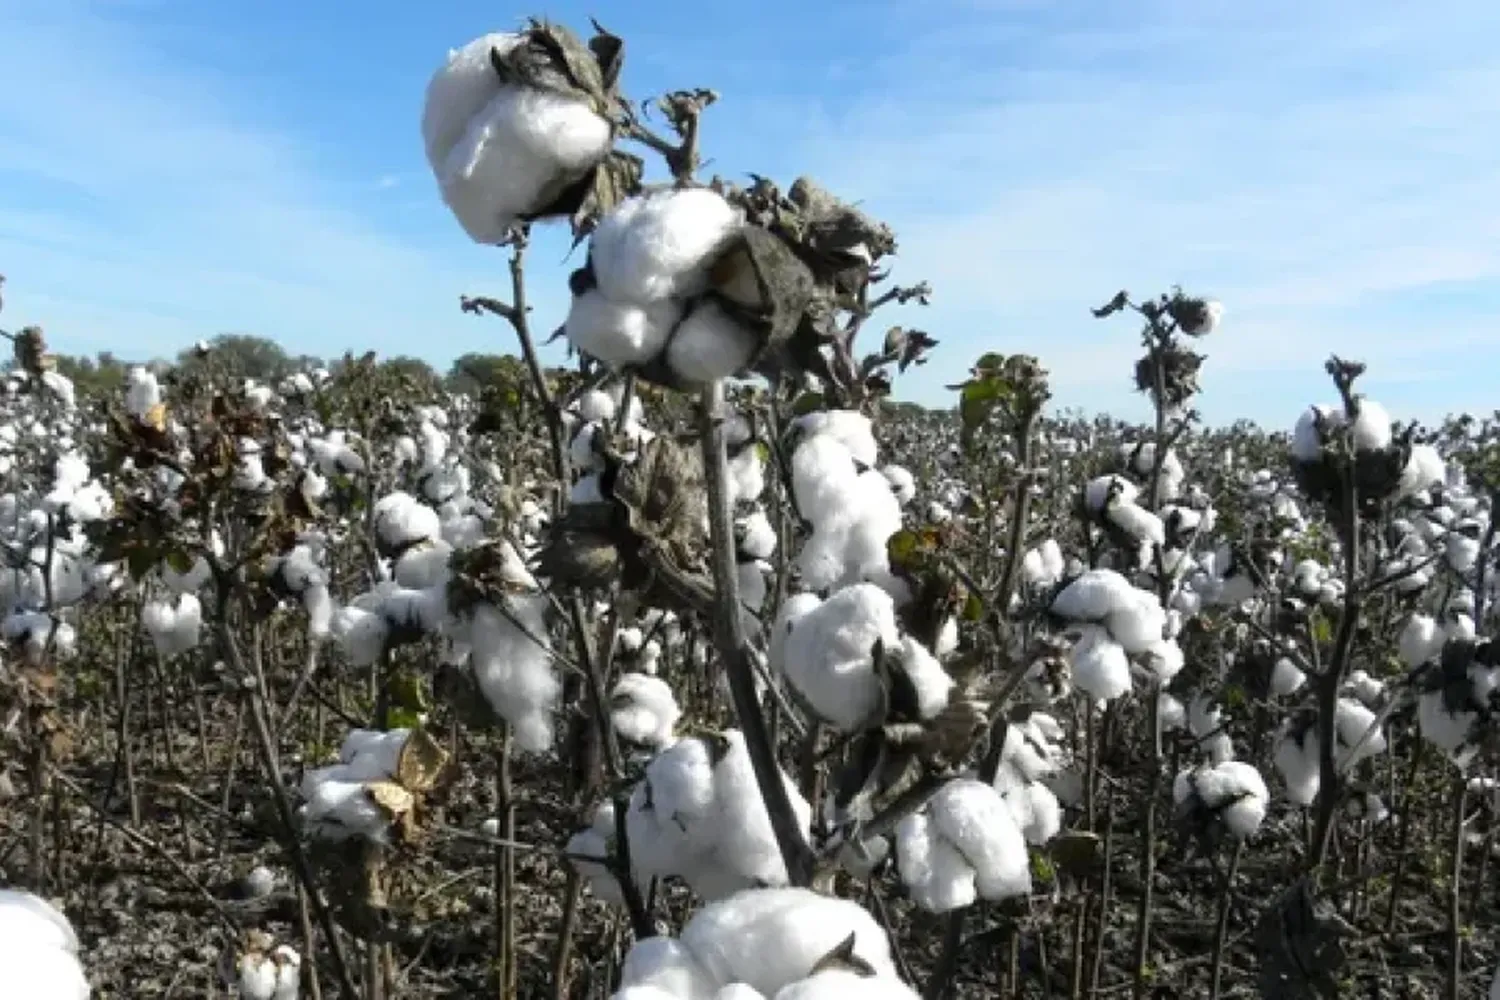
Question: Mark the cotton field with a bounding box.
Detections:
[0,15,1497,1000]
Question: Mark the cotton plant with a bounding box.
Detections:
[140,592,203,657]
[1273,699,1388,805]
[1413,635,1500,770]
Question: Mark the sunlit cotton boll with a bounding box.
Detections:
[777,583,900,732]
[0,889,90,999]
[610,673,681,749]
[468,598,558,753]
[665,300,759,385]
[565,289,684,368]
[1173,761,1269,839]
[590,187,744,305]
[422,33,612,243]
[1068,625,1132,703]
[895,778,1031,913]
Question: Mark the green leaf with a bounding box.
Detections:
[961,591,985,622]
[388,672,431,713]
[790,391,825,417]
[1310,612,1333,645]
[165,548,195,574]
[387,706,424,730]
[126,545,158,582]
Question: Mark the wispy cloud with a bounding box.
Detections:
[721,0,1500,424]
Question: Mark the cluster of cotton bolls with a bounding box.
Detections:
[561,386,650,506]
[566,188,761,388]
[1172,759,1270,840]
[299,728,415,843]
[1288,394,1447,514]
[0,887,90,998]
[140,592,203,657]
[1048,569,1181,703]
[234,931,301,1000]
[1409,624,1500,770]
[610,887,918,999]
[594,730,812,901]
[266,540,334,639]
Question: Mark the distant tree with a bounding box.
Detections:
[446,352,529,397]
[177,334,312,382]
[49,351,132,397]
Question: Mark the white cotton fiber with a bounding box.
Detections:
[778,583,900,731]
[1051,569,1135,622]
[591,188,744,305]
[423,34,612,243]
[468,598,558,752]
[565,288,684,367]
[1069,625,1132,703]
[666,300,759,385]
[611,673,681,749]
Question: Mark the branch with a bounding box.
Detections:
[698,379,815,887]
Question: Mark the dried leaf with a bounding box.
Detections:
[142,402,168,432]
[365,781,415,819]
[396,727,450,794]
[808,932,877,978]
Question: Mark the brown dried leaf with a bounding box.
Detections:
[395,727,450,794]
[365,781,415,819]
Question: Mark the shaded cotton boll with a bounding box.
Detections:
[565,289,684,368]
[0,888,90,999]
[677,887,898,995]
[566,800,649,907]
[1273,726,1321,806]
[1343,670,1385,710]
[1402,614,1449,669]
[1291,404,1340,463]
[1398,444,1447,499]
[891,636,955,720]
[1417,689,1484,769]
[738,560,771,613]
[666,300,759,385]
[1270,657,1307,696]
[1159,692,1187,731]
[1052,569,1136,622]
[778,583,900,732]
[1069,625,1132,703]
[1106,501,1166,547]
[705,731,814,893]
[1084,474,1139,514]
[591,188,743,305]
[469,598,558,752]
[775,970,921,1000]
[1446,533,1481,573]
[881,465,917,506]
[728,445,767,506]
[571,474,606,505]
[1188,696,1234,765]
[1174,761,1269,839]
[610,673,681,749]
[736,510,778,561]
[393,540,454,590]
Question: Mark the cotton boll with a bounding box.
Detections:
[1141,638,1184,683]
[1398,444,1447,498]
[1106,502,1166,547]
[592,188,744,304]
[676,887,897,995]
[420,33,524,171]
[926,779,1032,902]
[778,583,900,732]
[1350,399,1392,452]
[1270,657,1306,696]
[1273,726,1321,806]
[891,637,954,720]
[705,731,814,893]
[775,971,920,1000]
[1052,569,1135,622]
[617,936,719,999]
[626,736,720,877]
[793,411,879,470]
[1158,692,1187,731]
[1343,670,1385,710]
[666,300,759,385]
[1105,590,1166,654]
[737,510,778,560]
[882,465,917,506]
[1188,697,1234,765]
[610,673,681,749]
[1418,690,1481,768]
[1084,474,1138,514]
[576,388,617,424]
[1446,533,1480,573]
[1176,761,1269,839]
[0,889,87,1000]
[433,82,612,243]
[895,812,975,912]
[468,598,558,752]
[1291,405,1339,463]
[565,289,684,368]
[1399,615,1447,670]
[1069,625,1132,703]
[1001,781,1062,846]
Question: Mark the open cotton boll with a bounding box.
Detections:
[881,465,917,506]
[737,510,778,560]
[1141,638,1185,683]
[1069,625,1132,703]
[1273,726,1321,806]
[1188,696,1234,765]
[616,936,720,1000]
[775,971,920,1000]
[1106,501,1165,547]
[1175,761,1269,839]
[705,732,814,893]
[1291,404,1340,462]
[1418,689,1483,768]
[677,887,898,995]
[469,598,558,752]
[1270,657,1306,696]
[1084,474,1139,514]
[0,890,90,998]
[666,300,760,385]
[1052,569,1135,622]
[565,288,684,367]
[778,583,900,732]
[1445,533,1481,573]
[1343,670,1385,710]
[430,79,611,243]
[1105,590,1166,654]
[1398,444,1447,498]
[591,188,744,304]
[889,637,954,720]
[1335,697,1386,764]
[626,736,720,877]
[793,411,879,470]
[1350,399,1392,451]
[906,779,1031,908]
[610,673,681,749]
[393,540,454,590]
[1000,780,1062,846]
[575,388,617,424]
[728,445,767,506]
[1398,614,1446,667]
[1159,692,1188,731]
[420,33,524,170]
[374,492,442,552]
[124,365,161,420]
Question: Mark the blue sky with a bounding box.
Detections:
[1,0,1497,427]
